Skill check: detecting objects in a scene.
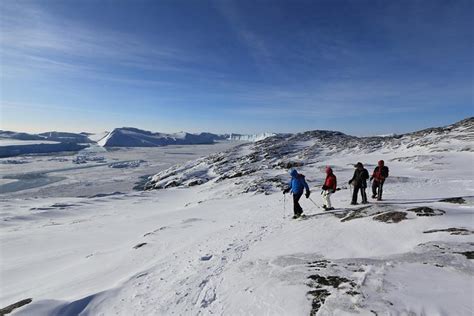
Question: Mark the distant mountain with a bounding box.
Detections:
[0,130,45,141]
[98,127,227,147]
[0,130,94,143]
[38,131,94,143]
[0,128,280,150]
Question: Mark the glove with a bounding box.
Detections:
[305,191,310,198]
[330,189,336,194]
[283,188,290,194]
[348,180,353,185]
[322,185,328,190]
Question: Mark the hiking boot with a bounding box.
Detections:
[350,202,358,205]
[371,195,377,199]
[322,205,327,209]
[326,207,335,211]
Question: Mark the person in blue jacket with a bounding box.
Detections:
[283,169,311,219]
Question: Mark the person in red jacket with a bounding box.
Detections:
[371,160,389,201]
[322,166,337,210]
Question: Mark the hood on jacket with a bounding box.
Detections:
[378,160,385,167]
[325,166,333,175]
[290,169,299,177]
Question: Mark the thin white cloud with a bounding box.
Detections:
[0,2,197,86]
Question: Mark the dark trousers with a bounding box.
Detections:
[352,186,367,204]
[293,192,303,215]
[372,181,384,200]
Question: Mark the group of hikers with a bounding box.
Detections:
[283,160,389,219]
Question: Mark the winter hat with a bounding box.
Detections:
[325,166,333,174]
[378,160,384,166]
[354,162,363,168]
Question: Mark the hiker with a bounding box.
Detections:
[322,166,337,210]
[348,162,369,205]
[370,160,389,201]
[283,169,310,219]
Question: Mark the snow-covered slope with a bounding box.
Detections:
[1,117,473,315]
[83,131,109,143]
[144,118,473,191]
[98,127,226,147]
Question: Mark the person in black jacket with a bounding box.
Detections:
[348,162,369,205]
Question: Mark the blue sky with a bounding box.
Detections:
[1,0,472,135]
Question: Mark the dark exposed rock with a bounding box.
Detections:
[407,207,445,216]
[277,161,305,169]
[439,197,466,204]
[133,243,147,249]
[339,205,378,222]
[373,211,408,223]
[0,298,32,315]
[308,274,355,288]
[307,289,330,316]
[423,228,473,235]
[307,260,330,269]
[307,273,358,315]
[455,251,474,259]
[188,179,205,186]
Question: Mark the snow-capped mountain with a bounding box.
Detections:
[0,130,45,141]
[97,127,227,147]
[37,131,94,143]
[98,128,279,147]
[0,130,94,143]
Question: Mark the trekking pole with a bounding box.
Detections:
[308,197,322,209]
[283,194,286,219]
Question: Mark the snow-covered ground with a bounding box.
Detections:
[0,118,473,315]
